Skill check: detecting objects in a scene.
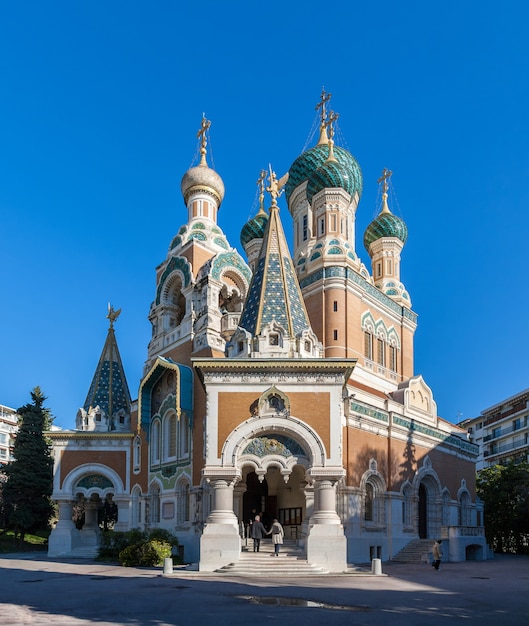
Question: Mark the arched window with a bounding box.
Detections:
[133,435,141,474]
[459,491,471,526]
[177,481,190,524]
[402,483,413,527]
[365,483,374,521]
[150,484,160,525]
[151,420,161,465]
[178,412,189,458]
[164,413,177,459]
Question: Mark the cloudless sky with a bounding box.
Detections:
[1,1,529,428]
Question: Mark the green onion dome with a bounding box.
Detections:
[306,158,356,203]
[240,209,268,247]
[363,210,408,251]
[285,143,362,204]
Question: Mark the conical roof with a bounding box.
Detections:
[83,308,132,423]
[238,200,311,338]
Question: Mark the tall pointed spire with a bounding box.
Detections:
[234,170,321,358]
[77,305,132,432]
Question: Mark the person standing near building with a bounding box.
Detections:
[432,539,443,570]
[251,514,267,552]
[267,518,284,556]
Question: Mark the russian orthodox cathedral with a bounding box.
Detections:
[48,92,487,569]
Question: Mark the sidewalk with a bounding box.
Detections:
[0,552,527,625]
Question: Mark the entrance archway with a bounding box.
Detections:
[418,483,427,538]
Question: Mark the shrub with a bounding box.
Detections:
[97,529,147,561]
[119,539,171,567]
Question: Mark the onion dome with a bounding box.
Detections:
[180,161,225,206]
[285,143,363,204]
[363,193,408,251]
[240,207,268,247]
[306,158,356,203]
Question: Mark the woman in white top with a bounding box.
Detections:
[267,518,284,556]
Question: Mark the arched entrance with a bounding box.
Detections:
[418,483,427,538]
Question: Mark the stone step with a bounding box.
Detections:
[68,546,99,559]
[390,539,433,564]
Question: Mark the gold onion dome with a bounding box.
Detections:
[180,160,225,207]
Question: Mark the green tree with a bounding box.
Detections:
[2,387,54,546]
[477,460,529,554]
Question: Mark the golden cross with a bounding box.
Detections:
[257,169,267,209]
[197,114,211,155]
[326,110,339,141]
[315,87,332,127]
[377,168,393,194]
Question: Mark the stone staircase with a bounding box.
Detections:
[210,539,372,576]
[390,539,433,564]
[68,546,99,559]
[215,539,330,576]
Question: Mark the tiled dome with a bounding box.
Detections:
[285,144,362,204]
[306,159,356,203]
[363,212,408,251]
[240,211,268,247]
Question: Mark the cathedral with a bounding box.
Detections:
[48,93,487,570]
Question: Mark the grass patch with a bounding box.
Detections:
[0,528,50,554]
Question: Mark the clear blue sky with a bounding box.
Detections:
[2,1,528,429]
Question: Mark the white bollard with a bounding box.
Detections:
[163,557,173,575]
[371,558,382,575]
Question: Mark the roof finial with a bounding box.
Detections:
[257,169,267,215]
[315,87,331,145]
[267,165,286,207]
[107,303,122,329]
[377,168,393,214]
[197,114,211,166]
[326,110,339,162]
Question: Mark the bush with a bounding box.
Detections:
[97,528,180,566]
[119,539,171,567]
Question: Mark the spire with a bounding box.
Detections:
[238,170,313,341]
[315,87,331,146]
[325,110,339,162]
[197,114,211,166]
[377,168,393,214]
[81,305,132,431]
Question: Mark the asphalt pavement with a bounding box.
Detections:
[0,552,527,625]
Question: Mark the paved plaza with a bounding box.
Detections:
[0,553,528,625]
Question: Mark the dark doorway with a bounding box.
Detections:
[243,471,269,528]
[418,483,427,538]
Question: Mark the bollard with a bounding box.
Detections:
[371,558,382,575]
[163,557,173,575]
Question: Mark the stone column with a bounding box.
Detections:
[113,496,131,532]
[79,497,101,550]
[305,469,347,572]
[48,499,80,557]
[199,469,241,572]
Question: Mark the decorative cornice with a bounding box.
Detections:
[46,431,134,441]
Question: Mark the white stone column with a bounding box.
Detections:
[306,469,347,572]
[48,499,80,557]
[79,498,101,550]
[199,469,241,572]
[113,496,131,532]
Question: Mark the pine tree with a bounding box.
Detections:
[2,387,54,545]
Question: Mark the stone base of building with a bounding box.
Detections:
[306,523,347,572]
[198,523,241,572]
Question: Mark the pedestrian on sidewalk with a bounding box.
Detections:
[432,539,443,570]
[251,514,267,552]
[267,518,284,556]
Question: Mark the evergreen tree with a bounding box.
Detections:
[2,387,54,545]
[477,460,529,554]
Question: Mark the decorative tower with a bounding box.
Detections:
[363,168,410,306]
[146,116,251,367]
[76,304,132,432]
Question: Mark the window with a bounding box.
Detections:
[331,214,337,231]
[151,421,161,464]
[376,262,382,278]
[389,345,397,372]
[513,418,521,431]
[333,329,338,341]
[166,414,177,459]
[365,483,374,521]
[302,215,308,241]
[319,217,325,236]
[177,482,190,524]
[377,338,385,366]
[333,300,338,312]
[364,331,373,360]
[150,486,160,524]
[269,334,279,346]
[178,413,189,457]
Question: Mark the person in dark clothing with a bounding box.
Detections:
[250,514,267,552]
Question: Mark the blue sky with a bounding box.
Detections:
[1,1,529,428]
